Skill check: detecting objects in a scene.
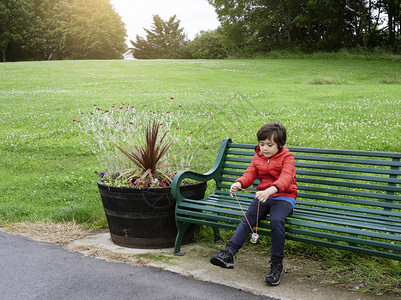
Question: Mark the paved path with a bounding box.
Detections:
[0,230,270,300]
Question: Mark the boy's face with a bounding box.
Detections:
[258,138,279,158]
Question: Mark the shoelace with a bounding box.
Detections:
[221,249,231,258]
[269,264,282,278]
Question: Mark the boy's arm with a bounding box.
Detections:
[234,159,258,189]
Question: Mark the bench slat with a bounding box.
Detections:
[295,162,401,176]
[298,185,401,202]
[226,149,255,156]
[295,200,401,219]
[297,177,401,193]
[286,235,401,261]
[291,211,401,233]
[287,228,401,251]
[288,146,401,159]
[293,154,401,168]
[286,218,401,241]
[296,169,401,184]
[225,157,253,164]
[296,193,401,209]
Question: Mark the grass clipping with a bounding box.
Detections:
[2,221,150,266]
[3,221,92,245]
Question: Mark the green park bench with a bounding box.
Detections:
[171,138,401,260]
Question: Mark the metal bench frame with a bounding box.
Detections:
[172,138,401,260]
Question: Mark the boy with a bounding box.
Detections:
[210,121,297,286]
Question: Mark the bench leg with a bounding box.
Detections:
[174,221,191,256]
[212,226,223,244]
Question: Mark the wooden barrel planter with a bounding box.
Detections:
[97,180,207,249]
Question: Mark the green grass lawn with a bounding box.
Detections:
[1,57,401,294]
[1,58,400,225]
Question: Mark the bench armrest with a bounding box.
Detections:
[171,170,214,203]
[171,138,231,203]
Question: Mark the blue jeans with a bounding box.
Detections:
[226,197,293,264]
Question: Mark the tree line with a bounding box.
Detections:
[131,0,401,59]
[2,0,400,62]
[0,0,126,62]
[208,0,401,54]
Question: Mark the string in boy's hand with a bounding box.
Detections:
[229,182,242,197]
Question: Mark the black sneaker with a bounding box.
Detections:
[210,249,234,269]
[264,262,283,286]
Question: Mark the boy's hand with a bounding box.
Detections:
[230,182,242,196]
[256,186,278,203]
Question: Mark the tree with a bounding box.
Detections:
[293,0,357,50]
[189,29,227,58]
[22,0,65,60]
[208,0,309,53]
[0,0,31,62]
[130,14,189,59]
[60,0,127,59]
[0,0,126,61]
[381,0,401,49]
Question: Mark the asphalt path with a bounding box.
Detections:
[0,230,271,300]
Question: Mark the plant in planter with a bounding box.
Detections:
[109,119,180,188]
[74,103,207,248]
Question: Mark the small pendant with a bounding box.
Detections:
[250,233,259,244]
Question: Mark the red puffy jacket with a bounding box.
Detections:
[235,145,297,200]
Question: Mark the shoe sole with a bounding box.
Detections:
[265,269,284,286]
[210,257,234,269]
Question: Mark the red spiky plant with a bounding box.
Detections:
[111,120,179,187]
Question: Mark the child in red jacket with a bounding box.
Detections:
[210,122,297,286]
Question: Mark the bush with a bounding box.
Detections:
[189,30,228,59]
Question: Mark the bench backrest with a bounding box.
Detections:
[217,139,401,216]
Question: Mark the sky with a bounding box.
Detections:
[109,0,221,43]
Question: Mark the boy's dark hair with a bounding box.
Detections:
[257,121,287,148]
